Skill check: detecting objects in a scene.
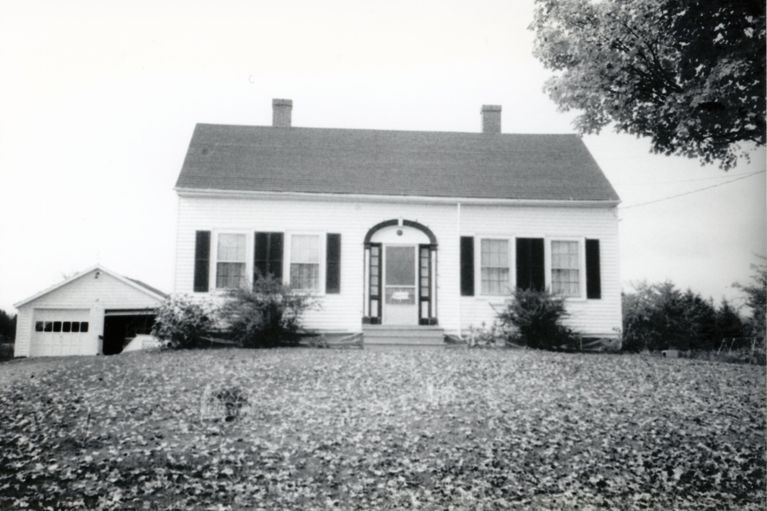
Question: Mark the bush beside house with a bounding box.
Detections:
[151,295,215,349]
[152,276,315,350]
[221,274,316,348]
[496,288,579,350]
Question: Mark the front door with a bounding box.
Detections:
[383,245,418,325]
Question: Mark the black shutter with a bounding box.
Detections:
[268,233,283,282]
[193,230,210,292]
[460,236,474,296]
[254,232,283,282]
[586,239,601,299]
[516,238,544,291]
[326,233,341,294]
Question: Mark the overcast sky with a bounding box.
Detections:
[1,0,764,313]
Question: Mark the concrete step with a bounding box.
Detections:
[363,326,445,346]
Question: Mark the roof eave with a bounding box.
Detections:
[174,187,621,208]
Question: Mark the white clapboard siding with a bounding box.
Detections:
[175,196,460,332]
[175,196,620,337]
[459,204,621,336]
[13,308,33,358]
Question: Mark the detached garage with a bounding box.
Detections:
[14,265,167,358]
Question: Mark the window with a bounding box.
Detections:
[480,239,510,295]
[80,322,89,333]
[53,321,62,332]
[216,233,247,289]
[35,322,43,332]
[44,322,53,332]
[551,240,581,297]
[290,234,320,291]
[63,321,71,333]
[72,321,81,333]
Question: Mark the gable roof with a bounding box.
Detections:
[175,125,620,203]
[14,265,167,308]
[125,277,169,300]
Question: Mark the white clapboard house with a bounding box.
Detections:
[173,99,621,345]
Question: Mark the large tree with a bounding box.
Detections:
[531,0,765,169]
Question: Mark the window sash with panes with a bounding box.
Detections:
[290,235,320,291]
[551,240,580,297]
[419,247,430,299]
[480,239,510,295]
[369,245,381,317]
[216,233,247,289]
[36,321,87,333]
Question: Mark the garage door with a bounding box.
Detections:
[31,309,91,357]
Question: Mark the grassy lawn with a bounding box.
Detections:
[0,349,764,510]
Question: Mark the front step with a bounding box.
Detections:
[363,325,445,346]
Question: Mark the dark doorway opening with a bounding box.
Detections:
[103,312,156,355]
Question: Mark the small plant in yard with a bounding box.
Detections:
[465,322,507,347]
[221,273,316,348]
[497,288,579,350]
[200,384,249,422]
[151,295,215,349]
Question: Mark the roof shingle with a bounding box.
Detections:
[175,124,619,202]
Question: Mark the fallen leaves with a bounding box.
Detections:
[0,349,764,510]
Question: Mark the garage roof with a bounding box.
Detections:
[14,265,168,308]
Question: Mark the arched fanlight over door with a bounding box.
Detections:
[362,219,437,326]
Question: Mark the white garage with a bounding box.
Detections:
[14,265,167,358]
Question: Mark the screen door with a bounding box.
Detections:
[383,245,418,325]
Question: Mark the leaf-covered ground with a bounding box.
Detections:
[0,349,764,510]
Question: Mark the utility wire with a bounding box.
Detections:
[620,170,765,210]
[614,170,766,186]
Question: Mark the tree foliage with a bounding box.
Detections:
[734,261,767,341]
[0,310,16,342]
[531,0,765,168]
[622,281,745,352]
[716,299,747,342]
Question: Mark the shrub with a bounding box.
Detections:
[151,295,215,349]
[622,281,737,352]
[496,288,578,350]
[220,273,316,348]
[0,343,13,362]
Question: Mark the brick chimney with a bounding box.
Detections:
[272,98,293,128]
[481,104,501,134]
